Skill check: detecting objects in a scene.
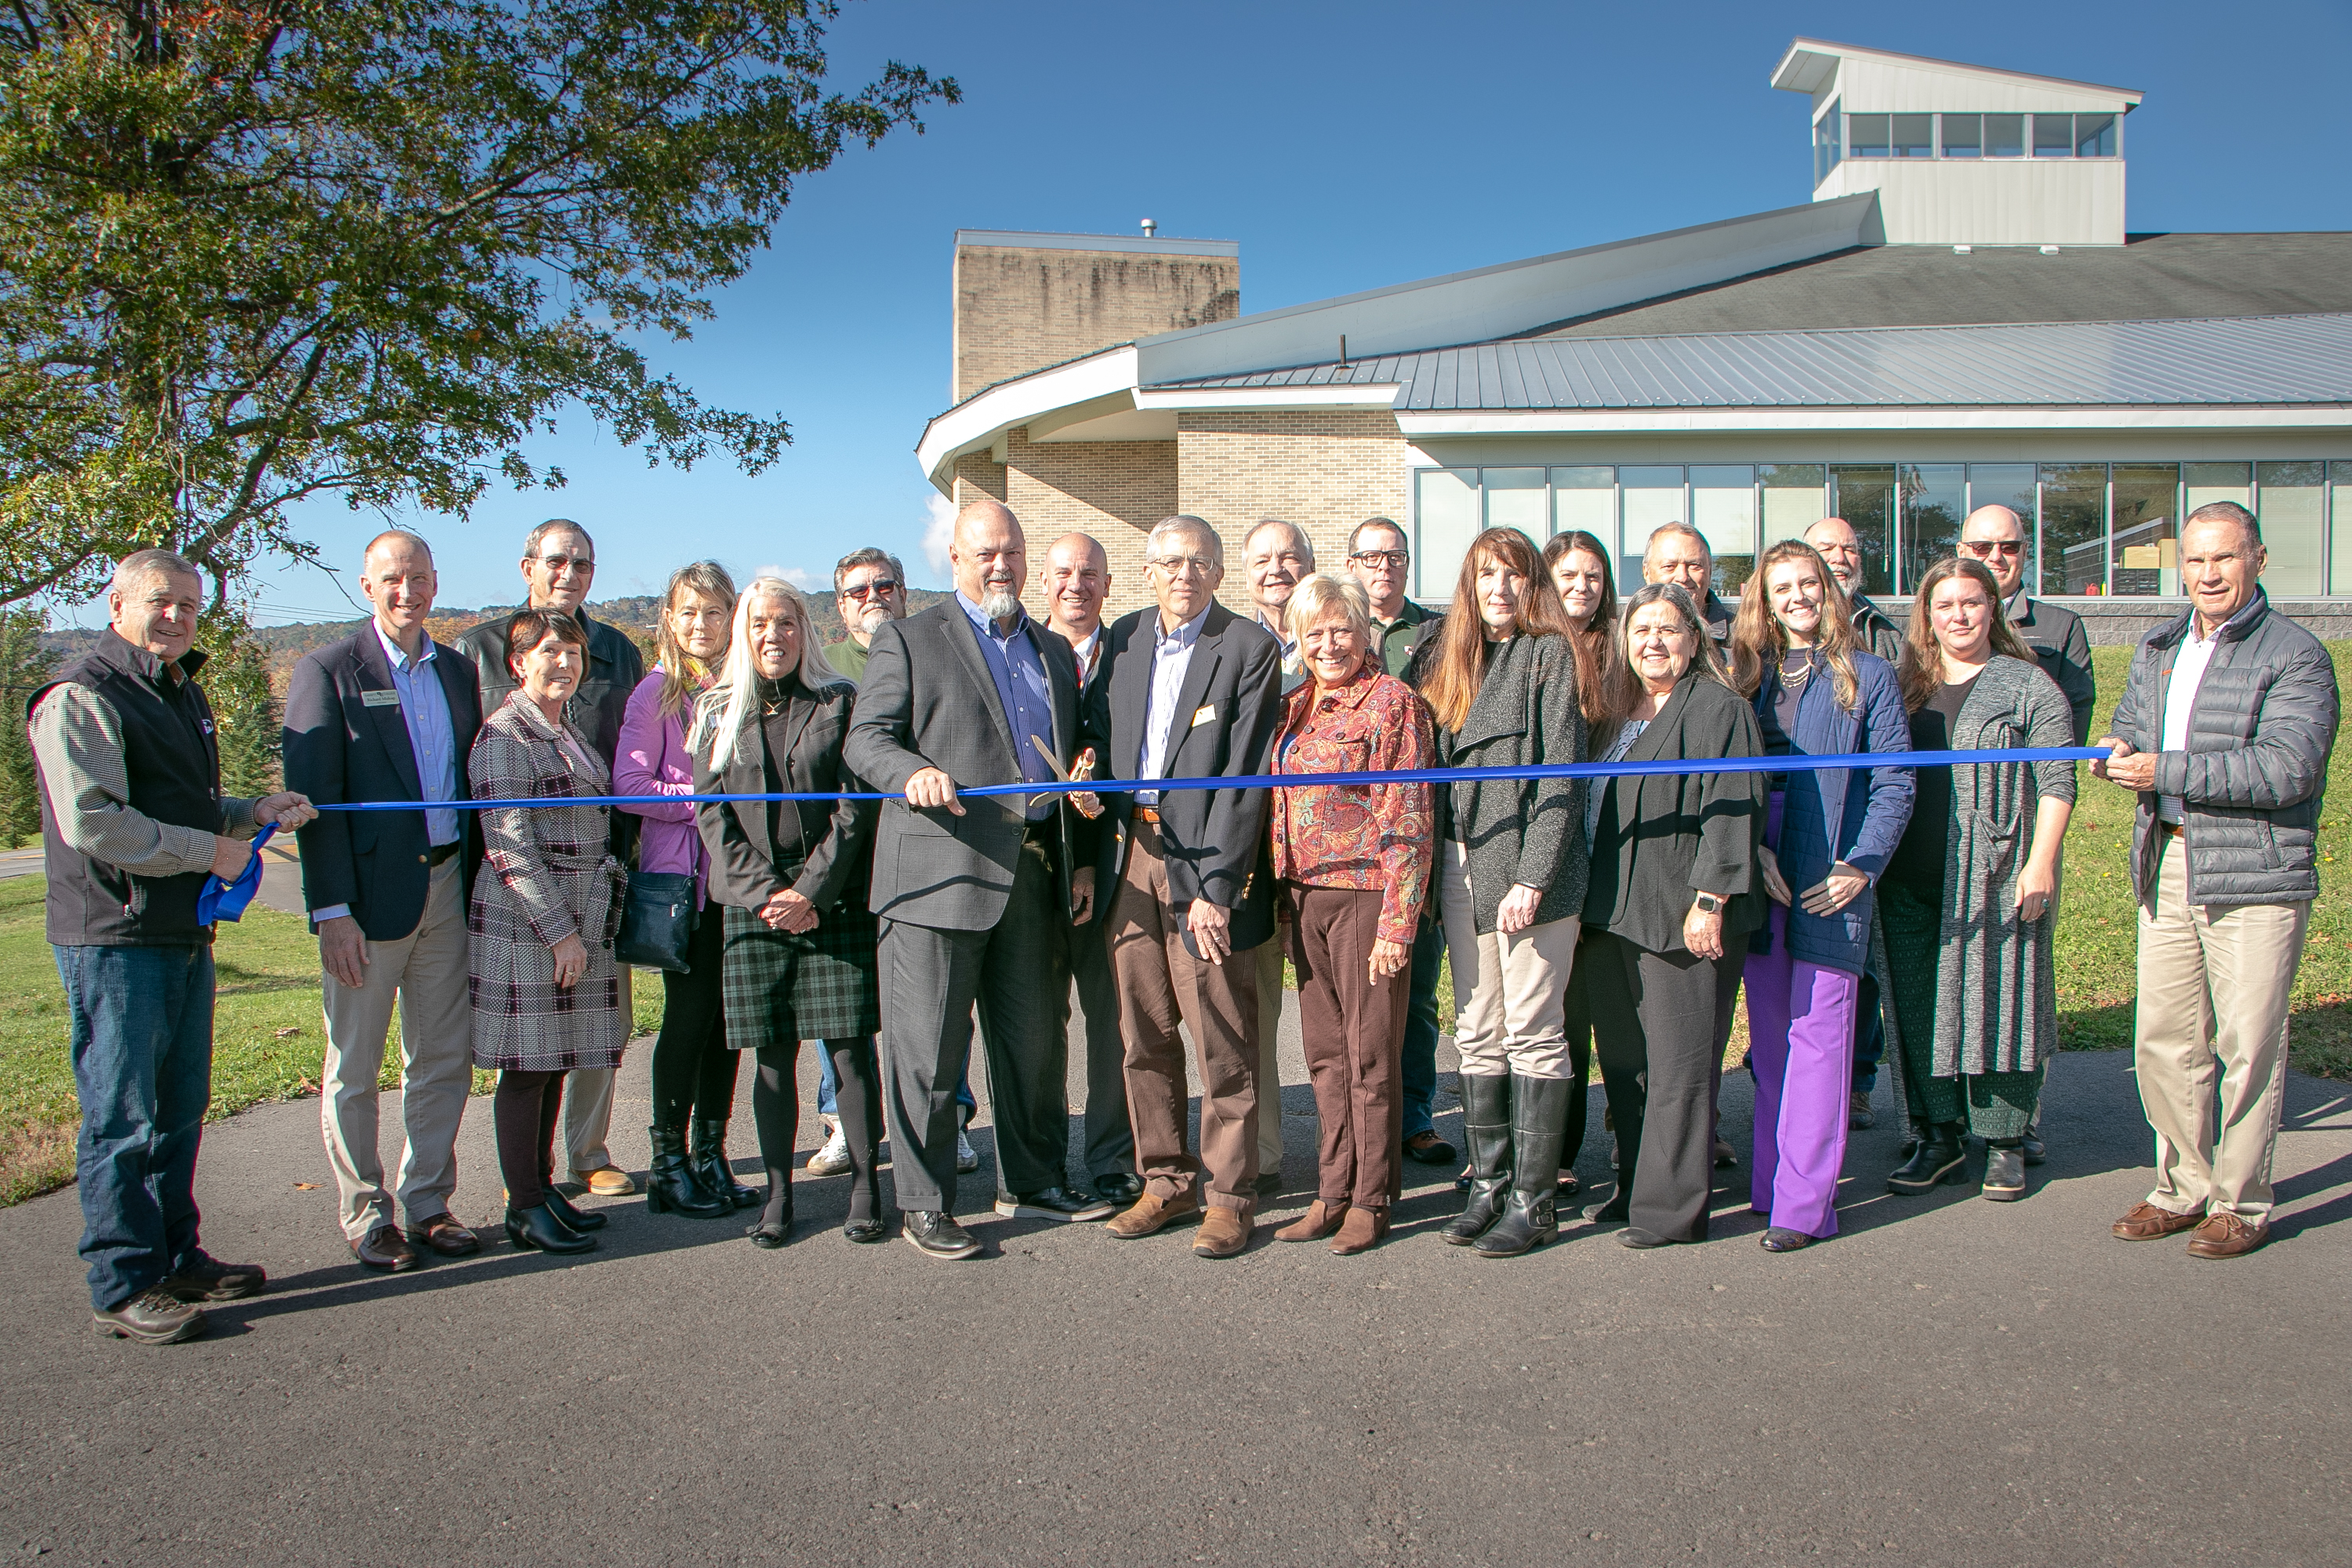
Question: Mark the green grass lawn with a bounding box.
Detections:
[4,643,2350,1207]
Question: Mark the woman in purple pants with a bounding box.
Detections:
[1728,542,1913,1252]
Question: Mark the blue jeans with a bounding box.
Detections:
[1399,914,1446,1139]
[56,944,216,1312]
[821,1048,974,1123]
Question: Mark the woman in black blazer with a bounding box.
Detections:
[691,578,882,1247]
[1580,583,1766,1248]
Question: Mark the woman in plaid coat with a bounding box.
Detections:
[468,609,628,1254]
[691,578,880,1247]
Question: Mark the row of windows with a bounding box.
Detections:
[1813,102,2120,185]
[1410,460,2352,604]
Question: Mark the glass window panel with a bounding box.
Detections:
[2258,460,2325,597]
[1828,466,1895,597]
[1985,113,2025,158]
[2040,463,2107,594]
[1968,463,2039,585]
[1848,113,1890,158]
[1414,468,1479,601]
[1621,470,1686,593]
[1691,467,1756,588]
[1759,463,1827,551]
[1892,114,1934,158]
[1483,466,1546,539]
[2110,463,2180,597]
[1550,466,1614,554]
[2034,114,2074,158]
[2333,463,2352,595]
[2075,112,2116,157]
[2183,461,2252,516]
[1814,101,1842,184]
[1941,113,1982,158]
[1899,463,1967,595]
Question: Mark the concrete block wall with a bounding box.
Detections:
[1002,429,1177,615]
[953,242,1240,404]
[1174,410,1414,598]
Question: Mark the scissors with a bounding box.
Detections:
[1029,734,1104,820]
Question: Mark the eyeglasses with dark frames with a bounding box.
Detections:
[1348,550,1410,568]
[839,579,900,600]
[1960,540,2025,558]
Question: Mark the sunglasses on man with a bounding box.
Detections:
[1961,540,2024,558]
[840,578,900,600]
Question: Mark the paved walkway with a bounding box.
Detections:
[2,1006,2347,1565]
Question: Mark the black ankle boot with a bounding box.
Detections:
[646,1124,729,1218]
[691,1116,759,1208]
[1981,1139,2027,1202]
[1475,1075,1570,1258]
[1887,1121,1968,1195]
[506,1203,595,1254]
[542,1185,606,1231]
[1441,1074,1513,1246]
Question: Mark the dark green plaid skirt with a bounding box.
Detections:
[720,902,880,1050]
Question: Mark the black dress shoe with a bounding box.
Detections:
[405,1214,481,1258]
[2021,1130,2047,1167]
[1760,1227,1813,1252]
[1617,1226,1672,1249]
[351,1224,417,1272]
[1094,1171,1145,1204]
[1403,1130,1457,1167]
[94,1287,206,1344]
[505,1203,596,1254]
[543,1186,607,1232]
[1584,1195,1630,1225]
[843,1216,889,1244]
[162,1250,267,1301]
[1888,1122,1968,1196]
[994,1186,1115,1221]
[1981,1142,2027,1202]
[902,1210,980,1260]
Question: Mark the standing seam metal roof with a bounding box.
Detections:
[1149,314,2352,410]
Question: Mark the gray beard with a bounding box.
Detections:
[982,588,1019,622]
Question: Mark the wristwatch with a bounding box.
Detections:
[1692,893,1722,914]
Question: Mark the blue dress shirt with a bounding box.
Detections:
[956,591,1058,822]
[1137,604,1211,806]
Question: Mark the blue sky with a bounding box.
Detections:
[129,0,2352,626]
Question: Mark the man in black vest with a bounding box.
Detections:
[453,518,646,1196]
[30,549,315,1344]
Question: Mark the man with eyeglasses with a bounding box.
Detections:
[1347,518,1439,678]
[454,519,646,1198]
[1958,505,2096,746]
[1346,518,1452,1171]
[1082,515,1284,1258]
[827,547,909,683]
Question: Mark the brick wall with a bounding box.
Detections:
[1002,428,1175,617]
[953,244,1240,403]
[1174,410,1414,598]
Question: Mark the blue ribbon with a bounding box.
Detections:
[302,747,2106,811]
[197,822,276,924]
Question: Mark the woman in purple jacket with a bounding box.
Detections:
[1728,542,1913,1252]
[617,561,743,1219]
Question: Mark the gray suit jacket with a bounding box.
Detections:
[844,601,1081,931]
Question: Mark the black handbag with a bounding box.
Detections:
[615,870,699,972]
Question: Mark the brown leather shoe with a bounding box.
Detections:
[1105,1191,1199,1239]
[2187,1210,2269,1259]
[2112,1201,2205,1241]
[351,1224,417,1272]
[1275,1200,1346,1243]
[572,1165,638,1197]
[406,1212,481,1258]
[1329,1205,1388,1255]
[1192,1206,1250,1258]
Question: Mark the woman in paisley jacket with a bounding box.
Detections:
[1267,574,1435,1256]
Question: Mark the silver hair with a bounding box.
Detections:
[1642,521,1710,564]
[2185,499,2262,547]
[833,546,907,595]
[1145,514,1222,568]
[1284,572,1371,650]
[691,575,838,774]
[1246,517,1316,571]
[522,517,594,561]
[111,548,203,597]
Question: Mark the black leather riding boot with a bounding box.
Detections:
[1440,1074,1513,1245]
[1474,1074,1570,1257]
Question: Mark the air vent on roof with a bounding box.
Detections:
[2041,245,2061,255]
[1953,244,1972,254]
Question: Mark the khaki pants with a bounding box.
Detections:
[319,859,473,1240]
[1109,819,1261,1214]
[1254,937,1286,1171]
[1436,840,1579,1080]
[2135,835,2310,1221]
[564,967,631,1177]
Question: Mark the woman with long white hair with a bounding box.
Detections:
[691,576,885,1247]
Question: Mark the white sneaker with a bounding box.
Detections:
[956,1127,979,1174]
[806,1122,851,1177]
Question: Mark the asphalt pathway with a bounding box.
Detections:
[2,1000,2348,1566]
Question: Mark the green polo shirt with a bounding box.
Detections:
[826,635,869,682]
[1373,598,1439,677]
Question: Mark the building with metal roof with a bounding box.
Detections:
[919,38,2352,632]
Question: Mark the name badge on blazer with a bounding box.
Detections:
[362,689,401,708]
[1190,703,1216,728]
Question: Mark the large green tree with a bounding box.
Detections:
[0,0,954,604]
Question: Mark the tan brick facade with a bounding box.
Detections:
[1175,409,1414,597]
[953,244,1240,404]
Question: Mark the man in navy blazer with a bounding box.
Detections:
[283,531,485,1272]
[1080,515,1283,1258]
